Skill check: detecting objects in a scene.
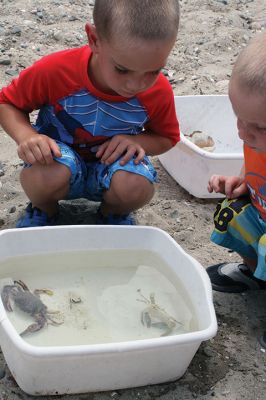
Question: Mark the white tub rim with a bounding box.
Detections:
[177,134,243,160]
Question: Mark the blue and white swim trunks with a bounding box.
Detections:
[52,141,157,202]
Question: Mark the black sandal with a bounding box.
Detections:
[206,262,266,293]
[258,331,266,348]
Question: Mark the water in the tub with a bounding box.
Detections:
[0,250,198,346]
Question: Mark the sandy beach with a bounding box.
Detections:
[0,0,266,399]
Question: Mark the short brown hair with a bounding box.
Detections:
[231,31,266,94]
[93,0,180,42]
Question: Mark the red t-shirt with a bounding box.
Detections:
[0,46,180,160]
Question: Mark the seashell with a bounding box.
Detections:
[185,130,215,152]
[69,292,82,309]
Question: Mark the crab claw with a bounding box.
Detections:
[14,280,30,291]
[1,285,16,312]
[20,321,45,337]
[141,310,152,328]
[20,314,46,336]
[20,312,46,337]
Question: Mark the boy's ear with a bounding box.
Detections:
[85,23,100,53]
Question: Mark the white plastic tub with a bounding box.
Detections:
[159,95,243,198]
[0,226,217,395]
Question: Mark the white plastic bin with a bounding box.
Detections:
[0,226,217,395]
[159,95,243,198]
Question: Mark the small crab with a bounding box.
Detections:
[1,280,63,337]
[185,130,215,152]
[137,289,182,337]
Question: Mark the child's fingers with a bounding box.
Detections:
[207,183,213,193]
[49,139,62,159]
[18,146,36,164]
[17,136,61,165]
[230,182,247,198]
[36,141,55,164]
[119,147,141,165]
[103,145,125,164]
[224,178,233,197]
[21,145,48,165]
[17,140,45,164]
[29,139,57,164]
[30,145,48,164]
[209,175,225,193]
[133,148,145,164]
[96,141,109,159]
[98,141,118,162]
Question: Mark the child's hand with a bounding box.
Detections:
[17,134,62,165]
[208,174,248,199]
[96,135,145,165]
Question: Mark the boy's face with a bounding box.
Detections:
[86,24,175,98]
[229,78,266,153]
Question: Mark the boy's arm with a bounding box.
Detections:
[96,131,173,166]
[0,103,38,143]
[0,103,61,164]
[129,130,173,155]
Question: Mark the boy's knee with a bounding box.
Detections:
[110,170,154,203]
[20,161,71,193]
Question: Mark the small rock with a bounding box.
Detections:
[222,390,231,395]
[53,31,62,41]
[110,392,120,398]
[5,69,19,76]
[0,367,6,380]
[69,15,78,21]
[36,11,44,18]
[202,347,216,358]
[9,206,16,214]
[0,161,5,169]
[170,210,179,219]
[215,0,228,4]
[0,58,11,65]
[167,69,176,78]
[10,26,21,35]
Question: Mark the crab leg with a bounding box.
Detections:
[14,281,54,297]
[20,320,46,337]
[14,280,30,291]
[34,289,54,296]
[47,315,64,326]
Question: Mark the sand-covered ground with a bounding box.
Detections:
[0,1,266,399]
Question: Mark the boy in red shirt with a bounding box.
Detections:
[0,0,180,226]
[207,32,266,347]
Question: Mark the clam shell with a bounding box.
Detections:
[185,130,215,152]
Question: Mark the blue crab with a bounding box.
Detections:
[1,280,63,336]
[137,289,182,337]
